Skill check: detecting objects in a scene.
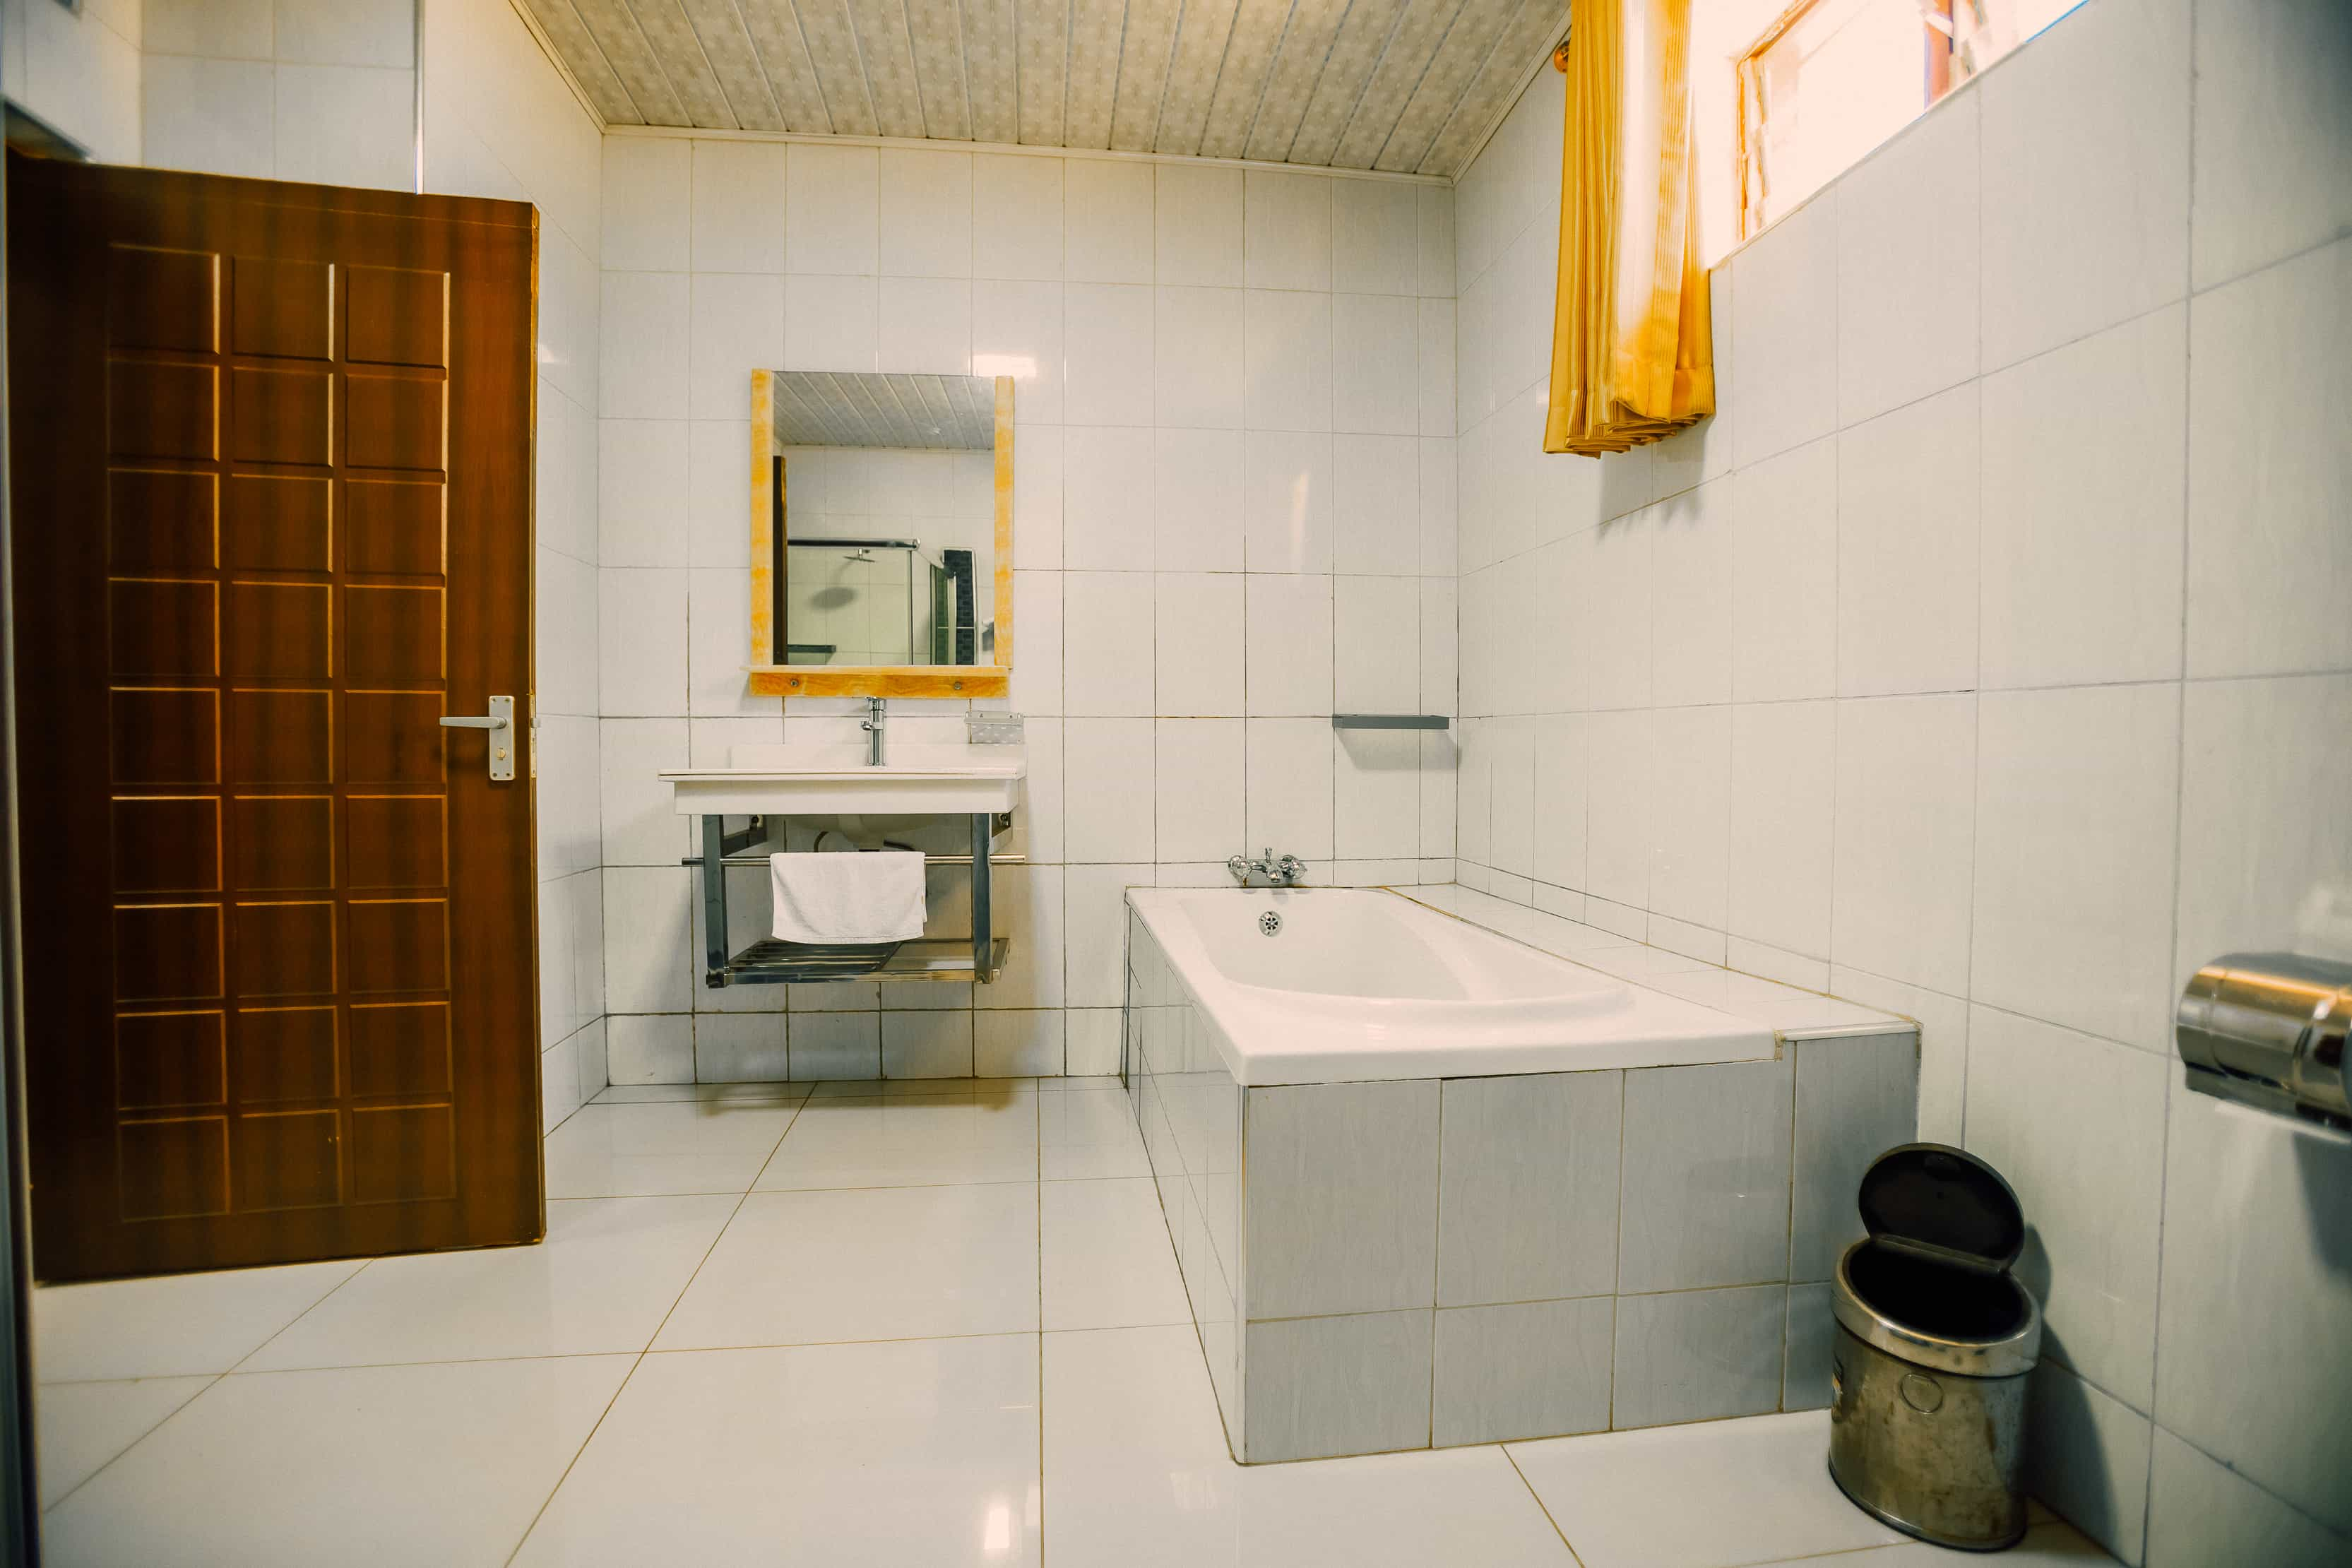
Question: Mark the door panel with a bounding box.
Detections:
[7,154,542,1281]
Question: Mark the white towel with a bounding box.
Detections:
[769,850,927,945]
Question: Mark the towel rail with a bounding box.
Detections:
[1331,713,1451,730]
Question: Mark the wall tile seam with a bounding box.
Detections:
[2182,227,2352,306]
[1721,258,2194,472]
[1453,201,2317,537]
[1441,862,2181,1058]
[1445,670,2352,726]
[1437,1283,1795,1313]
[2137,28,2202,1521]
[2147,1417,2352,1545]
[540,1013,605,1051]
[2036,1350,2158,1428]
[1240,1306,1435,1326]
[629,170,1437,280]
[648,270,1432,302]
[440,116,600,261]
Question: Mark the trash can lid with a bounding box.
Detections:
[1858,1142,2025,1271]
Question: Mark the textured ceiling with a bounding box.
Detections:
[772,372,999,449]
[525,0,1564,176]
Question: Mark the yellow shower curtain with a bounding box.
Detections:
[1543,0,1714,456]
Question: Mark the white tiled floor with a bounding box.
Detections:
[30,1077,2115,1567]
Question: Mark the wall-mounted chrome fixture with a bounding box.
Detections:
[1331,714,1451,730]
[2175,952,2352,1131]
[1228,848,1307,888]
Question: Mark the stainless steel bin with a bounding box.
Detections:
[1827,1144,2043,1552]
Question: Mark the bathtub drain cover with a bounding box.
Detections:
[1259,911,1282,936]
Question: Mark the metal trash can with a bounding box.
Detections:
[1828,1144,2043,1551]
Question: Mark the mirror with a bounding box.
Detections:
[747,370,1012,699]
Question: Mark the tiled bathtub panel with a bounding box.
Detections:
[1172,1172,1241,1444]
[1435,1070,1623,1307]
[1184,1071,1242,1295]
[1617,1057,1795,1294]
[1196,1185,1245,1449]
[1432,1297,1615,1447]
[1127,907,1920,1462]
[1242,1309,1435,1462]
[1242,1081,1442,1319]
[1788,1032,1918,1281]
[1612,1283,1789,1429]
[1137,1057,1181,1183]
[1127,917,1247,1449]
[1168,1055,1229,1187]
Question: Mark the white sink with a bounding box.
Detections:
[660,742,1025,816]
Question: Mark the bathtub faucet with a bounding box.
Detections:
[1227,848,1307,888]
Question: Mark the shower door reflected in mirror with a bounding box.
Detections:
[747,371,1012,699]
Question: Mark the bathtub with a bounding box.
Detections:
[1122,886,1922,1465]
[1125,886,1775,1083]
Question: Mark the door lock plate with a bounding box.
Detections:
[439,695,516,780]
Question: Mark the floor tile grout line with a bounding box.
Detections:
[641,1327,1056,1358]
[504,1096,807,1564]
[37,1370,226,1519]
[500,1349,646,1568]
[207,1348,679,1377]
[1500,1443,1586,1567]
[222,1261,376,1378]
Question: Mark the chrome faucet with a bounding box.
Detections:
[862,696,886,766]
[1227,848,1307,887]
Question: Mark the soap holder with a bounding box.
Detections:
[966,711,1025,744]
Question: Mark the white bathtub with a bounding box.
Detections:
[1125,887,1775,1084]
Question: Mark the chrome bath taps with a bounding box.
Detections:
[1228,848,1307,887]
[862,696,886,766]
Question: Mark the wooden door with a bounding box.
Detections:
[5,155,542,1282]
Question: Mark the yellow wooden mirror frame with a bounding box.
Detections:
[745,369,1014,699]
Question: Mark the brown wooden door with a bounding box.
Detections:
[5,155,543,1282]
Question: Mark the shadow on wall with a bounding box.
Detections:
[2293,1129,2352,1278]
[2024,1358,2120,1548]
[2013,1223,2130,1549]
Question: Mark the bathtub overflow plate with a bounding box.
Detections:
[1259,911,1282,936]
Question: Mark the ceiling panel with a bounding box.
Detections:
[523,0,1564,176]
[772,372,999,449]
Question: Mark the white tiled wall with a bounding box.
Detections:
[418,0,607,1132]
[140,0,417,190]
[1448,0,2352,1561]
[0,0,140,165]
[596,137,1459,1081]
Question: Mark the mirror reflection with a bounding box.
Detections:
[765,372,999,669]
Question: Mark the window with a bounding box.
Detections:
[1735,0,2082,239]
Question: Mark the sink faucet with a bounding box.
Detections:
[1228,848,1307,887]
[862,696,886,766]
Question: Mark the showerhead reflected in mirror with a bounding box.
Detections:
[750,372,1011,696]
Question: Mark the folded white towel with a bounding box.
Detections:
[769,850,927,946]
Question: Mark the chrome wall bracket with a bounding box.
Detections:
[2177,951,2352,1132]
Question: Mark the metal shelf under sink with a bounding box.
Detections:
[718,936,1011,985]
[687,811,1012,987]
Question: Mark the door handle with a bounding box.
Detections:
[439,695,516,780]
